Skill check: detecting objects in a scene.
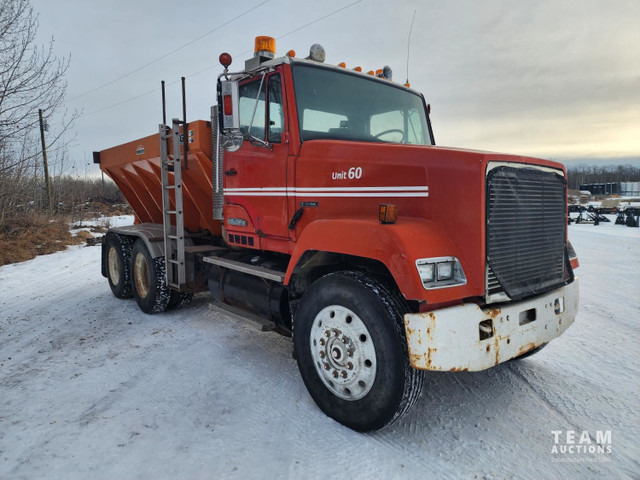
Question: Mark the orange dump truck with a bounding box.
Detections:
[95,36,579,431]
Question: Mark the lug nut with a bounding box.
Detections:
[347,350,354,357]
[324,363,330,370]
[324,331,330,338]
[347,362,353,370]
[341,371,348,378]
[332,370,339,378]
[319,338,325,346]
[319,350,326,358]
[342,336,349,344]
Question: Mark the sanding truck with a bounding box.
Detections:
[95,36,579,432]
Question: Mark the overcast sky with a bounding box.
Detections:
[31,0,640,174]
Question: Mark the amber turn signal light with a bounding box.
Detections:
[379,204,398,224]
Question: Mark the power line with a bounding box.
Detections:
[276,0,362,41]
[67,0,269,103]
[78,87,158,118]
[185,0,364,78]
[78,0,363,119]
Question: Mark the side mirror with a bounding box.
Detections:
[218,80,242,152]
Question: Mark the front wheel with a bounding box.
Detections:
[293,271,424,432]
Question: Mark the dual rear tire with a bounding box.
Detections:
[105,235,192,314]
[130,240,172,314]
[105,233,133,299]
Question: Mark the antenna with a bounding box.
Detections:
[406,10,417,85]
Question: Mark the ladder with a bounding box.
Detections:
[159,79,188,290]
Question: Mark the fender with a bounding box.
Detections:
[285,219,483,303]
[104,223,196,258]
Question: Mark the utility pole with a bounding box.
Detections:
[38,108,52,212]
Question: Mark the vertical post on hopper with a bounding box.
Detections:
[182,77,189,171]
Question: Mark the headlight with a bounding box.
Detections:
[416,262,435,283]
[436,262,454,280]
[416,257,467,290]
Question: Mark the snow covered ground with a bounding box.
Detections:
[0,216,638,480]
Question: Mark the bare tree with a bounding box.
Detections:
[0,0,70,145]
[0,0,75,220]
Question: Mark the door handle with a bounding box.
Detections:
[225,169,237,176]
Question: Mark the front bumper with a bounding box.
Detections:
[404,279,579,371]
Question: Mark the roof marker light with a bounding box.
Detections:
[286,49,296,57]
[353,66,362,72]
[338,62,346,68]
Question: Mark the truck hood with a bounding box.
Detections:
[294,140,566,302]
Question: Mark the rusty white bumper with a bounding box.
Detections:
[404,279,579,372]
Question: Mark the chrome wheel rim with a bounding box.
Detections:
[310,305,377,401]
[107,247,120,286]
[133,252,150,298]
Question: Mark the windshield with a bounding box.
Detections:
[291,64,432,145]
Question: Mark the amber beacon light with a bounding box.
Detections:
[254,36,276,58]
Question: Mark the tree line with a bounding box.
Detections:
[566,164,640,191]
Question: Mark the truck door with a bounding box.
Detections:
[223,72,290,242]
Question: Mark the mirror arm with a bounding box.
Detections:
[247,72,266,140]
[246,72,272,150]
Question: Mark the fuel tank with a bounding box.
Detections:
[207,251,291,330]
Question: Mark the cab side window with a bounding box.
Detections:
[268,75,283,143]
[238,74,283,143]
[239,79,265,140]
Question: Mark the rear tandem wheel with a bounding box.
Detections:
[105,233,133,299]
[130,239,172,314]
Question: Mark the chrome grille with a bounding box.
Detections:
[486,165,567,301]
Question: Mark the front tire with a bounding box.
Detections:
[131,239,171,314]
[294,271,424,432]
